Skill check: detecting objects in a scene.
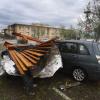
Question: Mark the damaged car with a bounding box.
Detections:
[57,40,100,82]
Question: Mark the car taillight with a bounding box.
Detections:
[96,55,100,64]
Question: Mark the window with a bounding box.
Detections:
[61,43,77,54]
[19,26,21,30]
[98,43,100,51]
[79,44,89,55]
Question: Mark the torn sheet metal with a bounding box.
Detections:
[0,56,19,76]
[36,55,62,78]
[0,45,63,78]
[35,45,63,78]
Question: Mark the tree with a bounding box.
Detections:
[94,23,100,41]
[77,0,100,40]
[60,25,78,40]
[92,0,100,41]
[59,25,67,39]
[77,18,94,39]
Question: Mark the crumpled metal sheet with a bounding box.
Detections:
[0,45,63,78]
[37,55,62,78]
[35,45,63,78]
[0,56,19,76]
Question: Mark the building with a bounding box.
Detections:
[8,24,32,36]
[6,23,61,39]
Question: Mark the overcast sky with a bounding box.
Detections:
[0,0,89,28]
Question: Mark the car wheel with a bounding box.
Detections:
[72,68,87,82]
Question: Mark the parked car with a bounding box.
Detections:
[56,40,100,81]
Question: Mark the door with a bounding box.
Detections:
[60,42,78,72]
[77,44,92,68]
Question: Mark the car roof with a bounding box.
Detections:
[56,40,96,45]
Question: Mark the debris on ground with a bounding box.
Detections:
[58,81,81,92]
[33,84,37,88]
[59,85,66,91]
[52,87,72,100]
[65,81,81,89]
[28,91,35,96]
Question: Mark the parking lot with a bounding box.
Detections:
[0,42,100,100]
[0,71,100,100]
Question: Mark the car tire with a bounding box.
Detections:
[72,68,87,82]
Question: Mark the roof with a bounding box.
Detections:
[9,23,60,29]
[10,23,32,27]
[56,39,96,45]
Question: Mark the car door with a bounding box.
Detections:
[60,42,78,72]
[77,44,92,68]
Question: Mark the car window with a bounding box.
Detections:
[78,44,89,55]
[98,43,100,51]
[61,43,77,54]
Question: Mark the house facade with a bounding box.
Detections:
[6,23,60,39]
